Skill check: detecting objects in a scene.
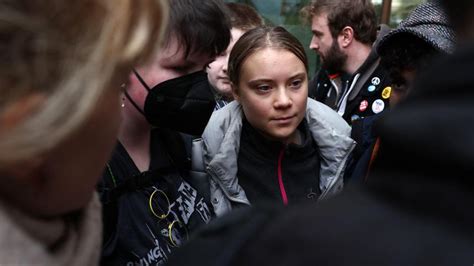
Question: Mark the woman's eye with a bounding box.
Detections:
[256,84,271,92]
[289,79,302,89]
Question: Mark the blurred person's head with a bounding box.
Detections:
[0,0,167,216]
[378,2,455,106]
[227,3,265,32]
[207,3,264,101]
[228,26,309,144]
[303,0,377,74]
[123,0,231,125]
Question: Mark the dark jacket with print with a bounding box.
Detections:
[98,129,212,266]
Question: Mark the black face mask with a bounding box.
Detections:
[134,70,216,136]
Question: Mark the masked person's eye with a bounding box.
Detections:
[171,61,202,74]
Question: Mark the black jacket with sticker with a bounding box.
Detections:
[309,25,392,124]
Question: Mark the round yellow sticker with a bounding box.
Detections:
[382,86,392,99]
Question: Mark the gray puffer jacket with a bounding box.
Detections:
[192,99,356,216]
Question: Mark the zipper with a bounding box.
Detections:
[337,73,361,116]
[328,78,340,101]
[277,147,289,205]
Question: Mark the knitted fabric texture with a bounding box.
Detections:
[378,2,456,54]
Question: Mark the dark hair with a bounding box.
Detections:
[302,0,377,45]
[227,3,265,32]
[165,0,231,59]
[228,26,308,86]
[379,34,439,85]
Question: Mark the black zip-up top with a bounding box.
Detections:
[309,53,391,125]
[237,118,321,206]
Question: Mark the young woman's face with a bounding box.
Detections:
[234,47,308,144]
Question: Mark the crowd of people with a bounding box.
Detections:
[0,0,473,265]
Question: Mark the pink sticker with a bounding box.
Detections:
[359,100,368,112]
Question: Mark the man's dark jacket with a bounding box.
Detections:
[309,26,392,124]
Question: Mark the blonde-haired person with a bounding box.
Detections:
[0,0,167,264]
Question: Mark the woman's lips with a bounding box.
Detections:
[272,115,296,124]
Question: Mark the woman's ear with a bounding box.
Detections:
[231,83,240,102]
